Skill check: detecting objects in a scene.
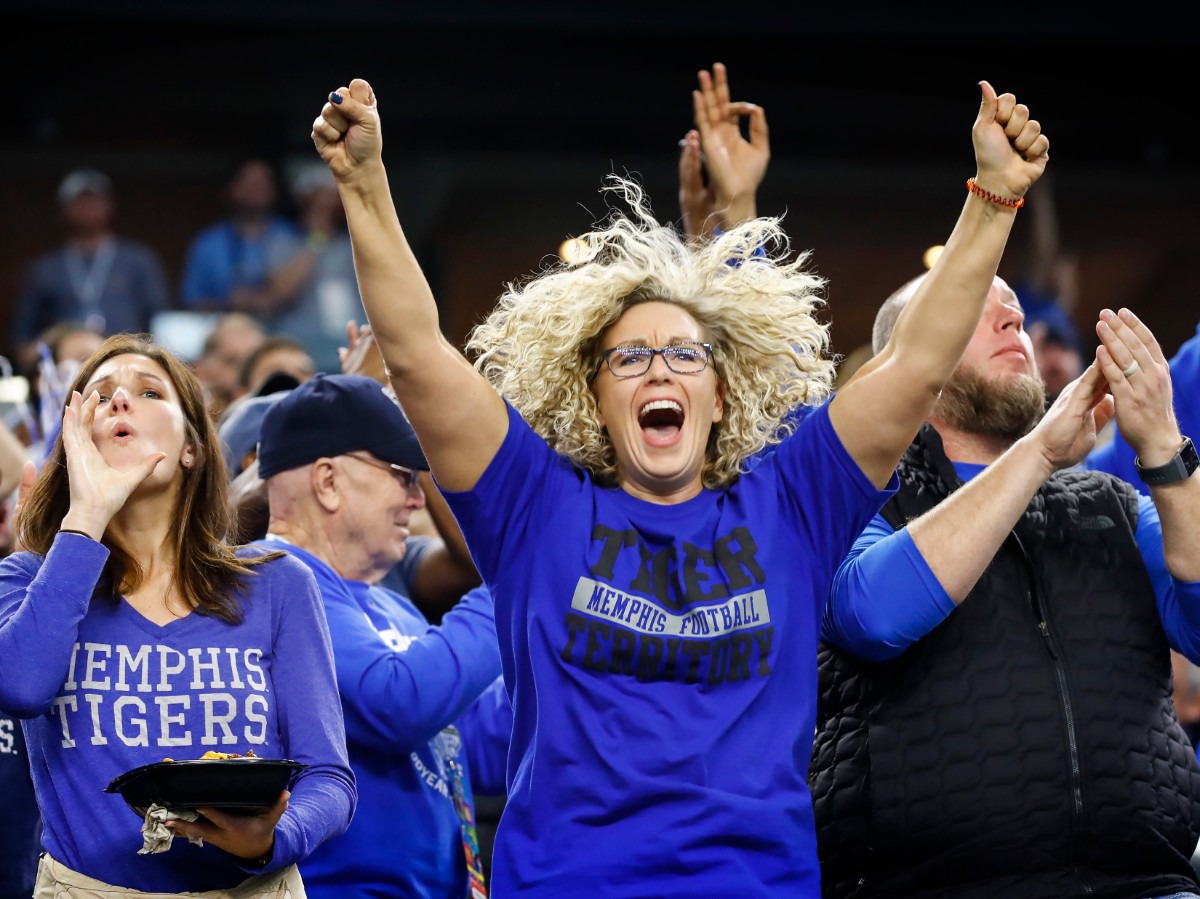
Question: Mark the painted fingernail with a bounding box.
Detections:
[329,92,343,105]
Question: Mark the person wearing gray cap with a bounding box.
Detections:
[259,161,366,374]
[11,168,169,368]
[253,373,508,898]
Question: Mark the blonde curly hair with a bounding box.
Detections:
[466,178,834,488]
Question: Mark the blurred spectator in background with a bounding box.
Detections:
[190,311,266,421]
[1009,172,1079,330]
[1009,171,1086,403]
[263,161,366,374]
[11,168,169,369]
[2,321,104,457]
[179,157,297,314]
[0,422,26,511]
[36,320,106,373]
[238,334,316,399]
[219,384,297,545]
[1029,313,1085,404]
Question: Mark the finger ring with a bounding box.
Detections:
[1122,360,1140,378]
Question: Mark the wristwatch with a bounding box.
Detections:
[1135,436,1199,486]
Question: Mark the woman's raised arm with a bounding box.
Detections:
[312,78,508,491]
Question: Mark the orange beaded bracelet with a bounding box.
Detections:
[966,178,1024,209]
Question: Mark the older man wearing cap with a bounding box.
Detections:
[254,373,509,899]
[12,168,169,367]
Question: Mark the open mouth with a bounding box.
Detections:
[639,399,684,444]
[112,423,136,442]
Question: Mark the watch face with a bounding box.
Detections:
[1137,437,1198,486]
[1183,437,1200,475]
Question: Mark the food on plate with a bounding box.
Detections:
[161,749,259,762]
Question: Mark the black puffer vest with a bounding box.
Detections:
[811,425,1200,899]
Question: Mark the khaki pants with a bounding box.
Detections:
[34,853,307,898]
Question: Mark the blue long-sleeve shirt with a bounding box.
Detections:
[824,461,1200,663]
[0,533,355,891]
[260,539,510,899]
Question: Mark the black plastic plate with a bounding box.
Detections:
[104,757,307,817]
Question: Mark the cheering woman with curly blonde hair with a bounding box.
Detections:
[311,64,1047,896]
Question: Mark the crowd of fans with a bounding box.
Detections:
[1,60,1199,899]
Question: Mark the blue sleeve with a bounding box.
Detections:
[771,400,899,580]
[1083,430,1141,488]
[456,675,512,797]
[377,535,432,599]
[1133,494,1200,663]
[262,556,357,872]
[440,401,576,586]
[180,230,228,308]
[822,514,957,662]
[0,534,109,715]
[329,584,503,753]
[711,224,767,264]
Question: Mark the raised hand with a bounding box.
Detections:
[58,390,166,540]
[312,78,381,184]
[338,320,388,384]
[678,129,716,240]
[1094,307,1182,467]
[692,62,770,229]
[972,81,1050,202]
[1027,362,1115,472]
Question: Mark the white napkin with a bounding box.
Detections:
[138,803,203,854]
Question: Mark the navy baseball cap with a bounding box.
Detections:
[256,374,428,479]
[218,391,290,478]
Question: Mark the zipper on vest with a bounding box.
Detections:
[1037,619,1057,659]
[1013,532,1092,896]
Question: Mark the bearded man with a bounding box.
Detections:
[810,275,1200,899]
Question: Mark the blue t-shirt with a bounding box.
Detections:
[179,218,298,310]
[0,710,39,898]
[1086,323,1200,488]
[442,398,895,896]
[259,539,509,899]
[0,534,355,892]
[825,461,1200,663]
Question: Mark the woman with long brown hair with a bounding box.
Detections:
[0,334,355,895]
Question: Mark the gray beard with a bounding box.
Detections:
[933,365,1047,442]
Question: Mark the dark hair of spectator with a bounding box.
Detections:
[238,335,310,392]
[18,333,281,623]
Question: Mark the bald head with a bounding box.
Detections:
[871,274,1018,356]
[872,274,925,355]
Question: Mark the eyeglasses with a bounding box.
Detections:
[341,453,420,492]
[599,342,714,379]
